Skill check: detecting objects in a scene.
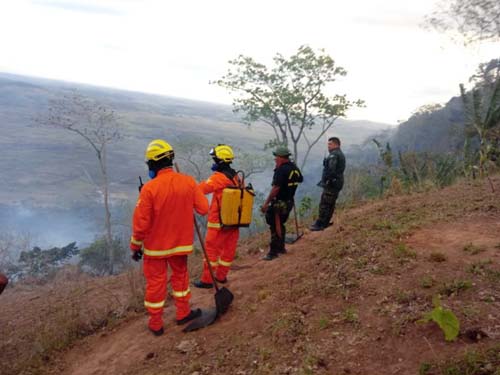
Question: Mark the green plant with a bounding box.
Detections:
[486,269,500,283]
[441,345,500,375]
[318,316,330,330]
[257,288,271,301]
[370,263,390,275]
[419,362,432,375]
[439,279,472,296]
[372,219,395,230]
[467,259,493,275]
[421,275,435,289]
[463,243,486,255]
[418,295,460,341]
[393,243,417,260]
[259,347,272,361]
[298,195,313,219]
[395,289,417,304]
[271,311,306,342]
[79,237,128,275]
[342,307,359,325]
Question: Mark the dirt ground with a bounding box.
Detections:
[1,177,499,375]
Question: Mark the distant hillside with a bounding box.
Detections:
[390,97,465,153]
[0,72,390,206]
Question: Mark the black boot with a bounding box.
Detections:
[262,253,278,261]
[310,221,325,231]
[149,327,164,336]
[176,308,202,325]
[193,280,213,289]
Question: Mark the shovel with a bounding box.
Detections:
[172,162,234,332]
[183,216,234,333]
[285,201,304,244]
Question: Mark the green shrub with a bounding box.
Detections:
[79,237,128,275]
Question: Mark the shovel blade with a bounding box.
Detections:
[182,287,234,333]
[215,286,233,315]
[183,307,217,332]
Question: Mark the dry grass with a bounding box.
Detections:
[0,265,145,375]
[3,176,500,375]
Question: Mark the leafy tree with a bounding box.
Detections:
[460,59,500,188]
[38,91,122,274]
[79,237,127,276]
[411,103,444,117]
[214,45,364,169]
[425,0,500,44]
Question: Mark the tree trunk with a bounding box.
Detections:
[100,144,113,274]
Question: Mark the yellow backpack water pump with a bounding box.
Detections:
[220,171,255,228]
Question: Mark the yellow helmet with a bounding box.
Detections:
[210,144,234,163]
[145,139,174,162]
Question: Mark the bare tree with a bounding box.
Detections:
[0,231,32,274]
[38,91,121,274]
[425,0,500,44]
[176,141,269,181]
[176,140,213,182]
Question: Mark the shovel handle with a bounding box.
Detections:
[193,215,220,292]
[293,201,300,237]
[174,162,220,292]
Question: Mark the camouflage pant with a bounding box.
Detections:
[265,200,293,256]
[317,189,339,227]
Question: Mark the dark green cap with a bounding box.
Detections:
[273,146,291,157]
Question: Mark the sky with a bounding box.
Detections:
[0,0,498,125]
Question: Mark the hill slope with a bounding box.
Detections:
[1,176,499,375]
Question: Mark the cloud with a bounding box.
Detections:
[31,0,124,16]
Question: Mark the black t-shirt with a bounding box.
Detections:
[272,161,303,201]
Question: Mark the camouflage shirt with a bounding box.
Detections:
[319,148,345,191]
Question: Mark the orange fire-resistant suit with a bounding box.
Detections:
[198,171,240,283]
[130,168,208,331]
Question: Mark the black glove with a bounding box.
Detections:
[131,250,143,262]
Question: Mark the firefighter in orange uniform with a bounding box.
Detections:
[130,139,209,336]
[194,144,240,288]
[0,273,8,295]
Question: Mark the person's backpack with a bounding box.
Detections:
[219,171,255,228]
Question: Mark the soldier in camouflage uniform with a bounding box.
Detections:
[310,137,345,231]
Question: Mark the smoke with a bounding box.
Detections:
[0,203,99,250]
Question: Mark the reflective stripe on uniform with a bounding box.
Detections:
[207,222,222,229]
[144,300,165,309]
[143,245,193,257]
[171,288,191,298]
[218,259,232,267]
[130,236,143,246]
[287,182,299,186]
[206,260,218,267]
